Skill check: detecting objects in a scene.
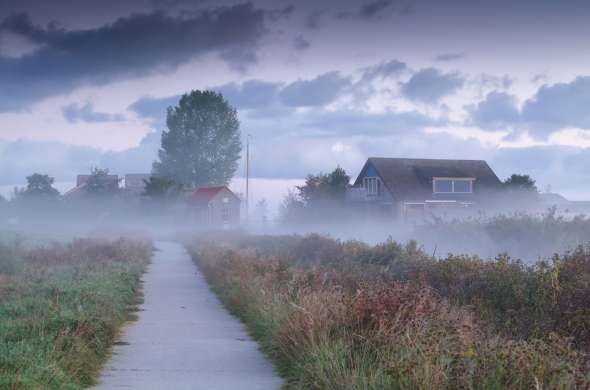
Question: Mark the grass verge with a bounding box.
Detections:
[0,238,152,390]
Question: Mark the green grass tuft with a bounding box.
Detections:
[0,238,151,390]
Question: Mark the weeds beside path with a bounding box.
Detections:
[0,238,152,390]
[188,234,590,389]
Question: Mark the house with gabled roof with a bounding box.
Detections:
[189,186,240,227]
[348,157,503,218]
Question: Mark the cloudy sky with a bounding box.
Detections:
[2,0,590,206]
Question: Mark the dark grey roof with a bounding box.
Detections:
[354,157,503,201]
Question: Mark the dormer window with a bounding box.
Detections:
[433,178,474,194]
[363,177,381,196]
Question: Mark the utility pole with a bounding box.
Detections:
[245,135,250,223]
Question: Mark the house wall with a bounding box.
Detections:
[209,189,240,227]
[192,188,240,228]
[364,164,379,178]
[354,163,394,204]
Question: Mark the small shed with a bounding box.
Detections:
[189,186,240,228]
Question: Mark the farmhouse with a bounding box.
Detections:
[348,157,503,218]
[189,186,240,228]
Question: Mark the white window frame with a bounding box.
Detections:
[363,177,381,196]
[432,177,474,194]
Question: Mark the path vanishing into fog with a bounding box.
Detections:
[91,241,282,390]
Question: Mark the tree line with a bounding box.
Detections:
[4,90,242,205]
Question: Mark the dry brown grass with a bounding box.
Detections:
[189,237,590,389]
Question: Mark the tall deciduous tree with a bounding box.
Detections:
[22,173,60,199]
[281,166,351,224]
[153,90,242,189]
[142,176,181,201]
[85,168,119,196]
[297,166,351,206]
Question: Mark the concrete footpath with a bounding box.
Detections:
[91,241,282,390]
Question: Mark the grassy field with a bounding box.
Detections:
[0,237,152,390]
[188,234,590,389]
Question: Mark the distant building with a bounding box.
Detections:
[189,186,240,228]
[348,157,503,219]
[124,174,151,195]
[64,174,120,197]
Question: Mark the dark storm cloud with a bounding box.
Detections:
[305,9,326,29]
[128,95,179,132]
[293,34,311,51]
[130,65,394,120]
[361,59,407,82]
[359,0,394,18]
[400,68,464,103]
[302,108,442,137]
[62,103,125,123]
[266,4,296,21]
[434,52,465,62]
[466,91,520,129]
[521,76,590,134]
[129,95,180,121]
[336,0,413,20]
[150,0,206,10]
[129,79,282,125]
[467,76,590,138]
[217,80,283,109]
[0,3,267,111]
[279,71,352,107]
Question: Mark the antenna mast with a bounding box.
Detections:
[245,135,250,223]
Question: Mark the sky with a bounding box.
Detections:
[2,0,590,208]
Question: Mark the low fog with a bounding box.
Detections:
[2,185,589,264]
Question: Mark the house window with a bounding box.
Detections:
[453,180,472,193]
[433,178,473,193]
[434,179,453,193]
[363,177,381,196]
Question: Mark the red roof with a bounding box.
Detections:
[190,186,237,203]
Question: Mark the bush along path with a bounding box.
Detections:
[90,241,282,390]
[188,234,590,390]
[0,238,152,390]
